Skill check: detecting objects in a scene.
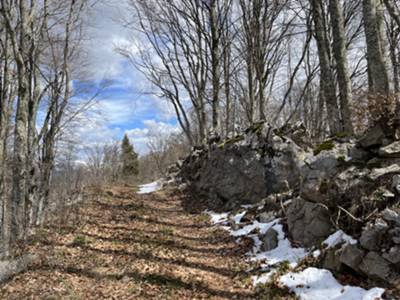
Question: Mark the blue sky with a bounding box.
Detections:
[73,1,179,154]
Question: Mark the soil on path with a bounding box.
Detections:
[0,187,258,299]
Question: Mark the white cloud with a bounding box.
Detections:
[83,0,133,81]
[142,120,180,135]
[93,98,136,125]
[126,120,180,154]
[67,1,181,157]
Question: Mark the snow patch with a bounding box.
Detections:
[230,219,279,237]
[231,211,246,224]
[205,210,229,224]
[279,267,385,300]
[202,208,384,299]
[323,230,357,249]
[137,181,161,194]
[250,223,308,267]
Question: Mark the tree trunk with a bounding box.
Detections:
[311,0,341,134]
[362,0,390,95]
[210,0,220,132]
[329,0,354,133]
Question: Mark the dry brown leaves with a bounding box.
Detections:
[0,186,257,300]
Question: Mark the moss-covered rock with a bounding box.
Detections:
[314,140,335,156]
[217,135,244,148]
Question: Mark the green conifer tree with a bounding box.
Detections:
[121,134,139,178]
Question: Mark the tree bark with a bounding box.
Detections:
[329,0,354,133]
[210,0,221,132]
[362,0,390,95]
[311,0,341,134]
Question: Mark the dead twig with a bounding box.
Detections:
[337,206,363,223]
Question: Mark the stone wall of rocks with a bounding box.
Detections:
[168,122,400,287]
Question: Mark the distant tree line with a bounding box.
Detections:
[84,134,139,186]
[121,0,400,144]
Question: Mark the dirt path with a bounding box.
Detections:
[0,187,258,299]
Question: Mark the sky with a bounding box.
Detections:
[73,0,179,155]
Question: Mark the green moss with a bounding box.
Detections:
[217,135,244,148]
[314,140,335,156]
[335,131,351,139]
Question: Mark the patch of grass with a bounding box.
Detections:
[144,274,187,290]
[255,261,297,300]
[197,214,210,223]
[314,140,335,156]
[160,227,174,236]
[71,235,88,247]
[276,261,291,274]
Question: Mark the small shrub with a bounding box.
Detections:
[71,235,87,247]
[337,156,346,164]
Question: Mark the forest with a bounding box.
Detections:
[0,0,400,299]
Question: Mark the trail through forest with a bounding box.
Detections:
[0,187,258,299]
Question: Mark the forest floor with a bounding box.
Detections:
[0,186,261,300]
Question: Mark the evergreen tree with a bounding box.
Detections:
[120,134,139,178]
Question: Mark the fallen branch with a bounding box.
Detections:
[337,206,363,223]
[0,254,38,283]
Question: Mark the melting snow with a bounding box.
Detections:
[250,223,308,265]
[323,230,357,249]
[230,219,279,236]
[205,210,229,224]
[202,208,384,300]
[279,267,385,300]
[231,211,246,224]
[137,181,161,194]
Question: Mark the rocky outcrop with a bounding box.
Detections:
[171,122,400,287]
[379,141,400,158]
[178,123,306,209]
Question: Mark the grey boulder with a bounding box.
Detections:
[260,228,279,251]
[287,198,332,247]
[379,141,400,158]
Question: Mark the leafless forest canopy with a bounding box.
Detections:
[0,0,400,259]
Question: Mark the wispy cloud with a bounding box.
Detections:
[70,0,179,156]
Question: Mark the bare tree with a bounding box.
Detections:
[329,0,354,133]
[362,0,390,95]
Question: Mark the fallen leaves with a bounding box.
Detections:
[0,186,257,299]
